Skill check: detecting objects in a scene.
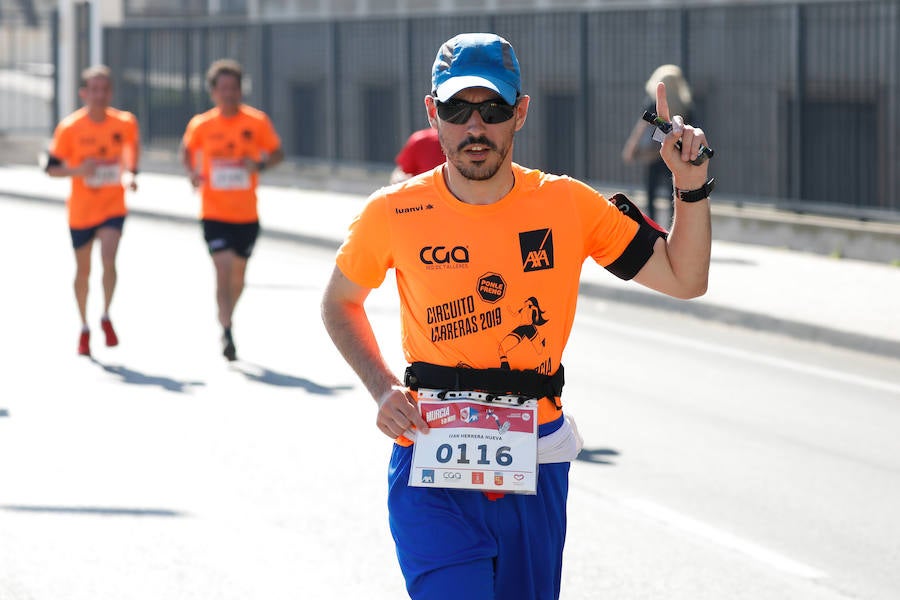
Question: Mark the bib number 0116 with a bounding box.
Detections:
[409,395,538,494]
[435,443,513,467]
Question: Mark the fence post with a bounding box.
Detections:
[55,0,76,121]
[405,17,415,135]
[260,22,273,117]
[141,28,150,143]
[330,21,341,166]
[183,28,191,126]
[51,7,60,131]
[679,7,689,78]
[576,12,589,180]
[789,4,806,204]
[73,1,91,108]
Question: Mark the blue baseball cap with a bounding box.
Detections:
[431,33,521,106]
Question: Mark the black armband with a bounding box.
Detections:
[604,193,666,281]
[608,193,668,238]
[605,224,661,280]
[43,153,63,172]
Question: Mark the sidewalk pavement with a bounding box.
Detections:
[2,162,899,359]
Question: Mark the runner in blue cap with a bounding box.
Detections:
[323,32,714,599]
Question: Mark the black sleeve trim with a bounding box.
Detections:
[43,153,63,172]
[605,220,663,281]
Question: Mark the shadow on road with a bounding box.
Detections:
[0,504,186,518]
[710,256,756,266]
[92,359,205,394]
[575,447,620,465]
[235,362,353,395]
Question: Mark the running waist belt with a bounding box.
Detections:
[403,362,564,407]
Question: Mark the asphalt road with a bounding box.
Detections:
[2,195,898,599]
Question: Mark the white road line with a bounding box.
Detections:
[578,315,900,395]
[621,496,828,580]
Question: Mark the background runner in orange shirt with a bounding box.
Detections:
[45,64,140,357]
[180,59,283,361]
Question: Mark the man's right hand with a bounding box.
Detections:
[188,171,203,189]
[77,158,98,177]
[376,386,430,440]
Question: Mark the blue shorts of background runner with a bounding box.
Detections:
[388,415,570,600]
[69,215,125,249]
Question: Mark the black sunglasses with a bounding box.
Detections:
[435,98,517,125]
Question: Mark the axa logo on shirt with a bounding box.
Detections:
[519,228,554,272]
[419,245,469,267]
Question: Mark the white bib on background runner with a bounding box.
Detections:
[210,159,251,190]
[84,160,121,188]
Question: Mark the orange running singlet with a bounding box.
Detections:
[182,105,281,224]
[49,107,139,228]
[337,164,654,432]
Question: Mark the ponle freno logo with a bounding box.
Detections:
[477,272,506,303]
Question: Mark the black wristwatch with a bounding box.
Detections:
[675,177,715,203]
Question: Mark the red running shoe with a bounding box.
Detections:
[101,317,119,347]
[78,330,90,356]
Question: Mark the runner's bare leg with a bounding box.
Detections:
[212,250,247,329]
[73,239,94,327]
[97,226,121,316]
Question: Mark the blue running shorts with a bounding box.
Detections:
[387,415,570,600]
[69,215,125,249]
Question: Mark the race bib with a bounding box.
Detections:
[409,389,538,495]
[210,159,251,190]
[84,161,121,188]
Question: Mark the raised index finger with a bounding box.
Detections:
[655,81,670,122]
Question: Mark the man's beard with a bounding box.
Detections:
[441,133,512,181]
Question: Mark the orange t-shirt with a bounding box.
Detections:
[50,107,139,228]
[182,105,281,223]
[336,164,651,432]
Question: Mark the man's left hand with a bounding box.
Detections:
[655,81,710,191]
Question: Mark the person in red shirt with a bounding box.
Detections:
[390,126,445,183]
[322,33,713,599]
[45,64,140,356]
[181,59,283,361]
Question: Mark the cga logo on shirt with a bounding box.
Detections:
[419,245,469,266]
[518,228,554,272]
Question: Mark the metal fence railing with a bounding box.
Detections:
[0,7,53,135]
[92,2,900,219]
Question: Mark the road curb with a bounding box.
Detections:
[577,281,900,360]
